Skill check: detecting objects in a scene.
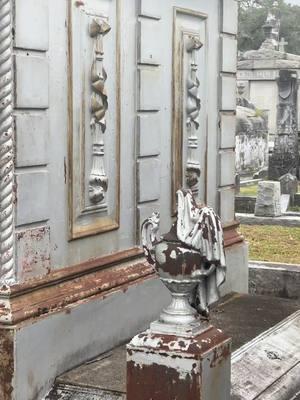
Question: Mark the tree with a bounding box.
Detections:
[238,0,300,55]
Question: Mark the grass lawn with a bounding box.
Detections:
[239,183,300,197]
[239,225,300,264]
[239,184,258,196]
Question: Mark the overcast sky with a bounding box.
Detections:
[286,0,300,4]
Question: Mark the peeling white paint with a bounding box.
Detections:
[170,250,176,259]
[130,332,163,349]
[155,242,168,265]
[167,338,195,351]
[0,297,12,323]
[128,350,200,380]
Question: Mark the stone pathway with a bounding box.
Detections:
[46,293,300,399]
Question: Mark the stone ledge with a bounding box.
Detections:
[249,261,300,300]
[236,212,300,227]
[232,310,300,400]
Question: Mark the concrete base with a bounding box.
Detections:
[3,277,171,400]
[236,212,300,227]
[127,327,231,400]
[249,261,300,299]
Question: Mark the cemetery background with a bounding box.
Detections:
[236,0,300,266]
[0,0,299,399]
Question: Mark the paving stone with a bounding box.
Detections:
[45,384,124,400]
[56,346,126,394]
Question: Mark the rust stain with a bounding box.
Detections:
[74,0,84,6]
[133,327,230,356]
[156,241,209,278]
[0,250,154,326]
[0,330,14,400]
[127,361,199,400]
[127,327,231,399]
[3,247,144,296]
[223,222,244,248]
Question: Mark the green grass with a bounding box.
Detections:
[239,225,300,264]
[239,183,300,197]
[289,205,300,212]
[239,184,258,196]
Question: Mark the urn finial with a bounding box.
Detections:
[142,189,226,337]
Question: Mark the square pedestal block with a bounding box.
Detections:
[127,326,231,400]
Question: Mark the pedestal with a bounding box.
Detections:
[127,326,231,400]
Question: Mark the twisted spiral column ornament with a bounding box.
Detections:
[185,35,203,197]
[89,18,110,204]
[0,0,15,283]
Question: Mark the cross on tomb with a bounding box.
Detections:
[279,37,288,52]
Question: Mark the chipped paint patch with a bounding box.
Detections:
[0,298,12,324]
[170,250,176,259]
[127,327,231,400]
[16,226,51,281]
[128,350,199,380]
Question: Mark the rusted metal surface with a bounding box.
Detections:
[155,241,206,278]
[0,248,152,325]
[127,361,199,400]
[0,329,14,400]
[127,327,231,400]
[142,189,226,323]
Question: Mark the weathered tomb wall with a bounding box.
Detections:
[0,0,248,398]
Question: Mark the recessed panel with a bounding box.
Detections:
[14,0,49,50]
[68,0,120,239]
[172,8,208,211]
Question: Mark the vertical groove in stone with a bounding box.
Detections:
[0,0,15,283]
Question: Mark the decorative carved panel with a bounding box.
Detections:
[68,0,120,239]
[172,8,208,213]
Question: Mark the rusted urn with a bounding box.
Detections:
[142,189,225,333]
[154,241,209,325]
